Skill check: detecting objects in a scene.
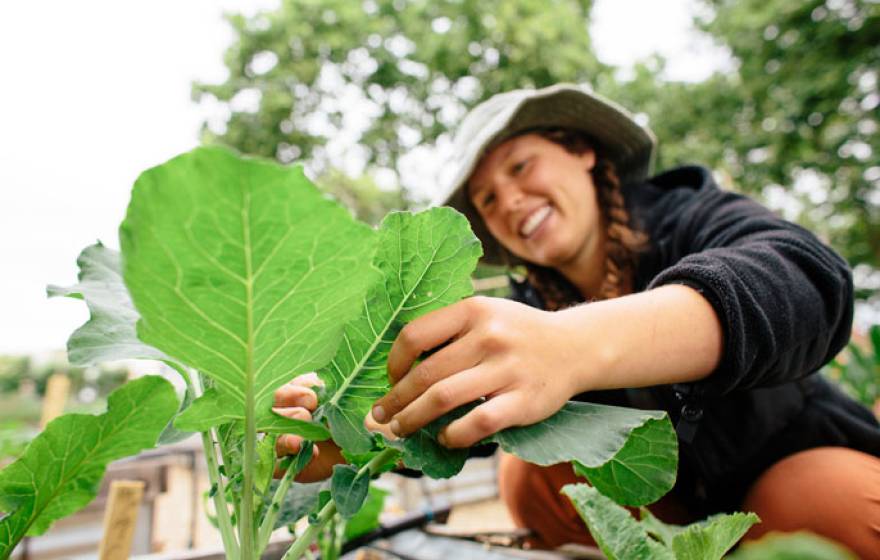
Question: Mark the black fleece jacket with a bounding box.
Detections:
[511,165,880,513]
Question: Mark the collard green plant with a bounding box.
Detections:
[3,146,683,559]
[0,376,178,558]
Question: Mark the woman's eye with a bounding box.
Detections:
[511,159,528,175]
[481,193,496,208]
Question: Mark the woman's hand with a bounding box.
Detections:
[370,296,581,449]
[273,373,344,482]
[273,374,398,481]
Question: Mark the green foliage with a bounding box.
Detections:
[47,243,172,366]
[671,0,879,270]
[825,324,880,410]
[330,464,371,518]
[562,483,759,560]
[316,208,482,454]
[43,147,679,559]
[343,485,388,540]
[726,531,858,560]
[193,0,605,173]
[0,376,178,557]
[121,147,378,426]
[197,0,879,279]
[573,416,678,506]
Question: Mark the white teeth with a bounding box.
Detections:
[520,206,552,237]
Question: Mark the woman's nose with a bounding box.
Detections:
[496,183,526,213]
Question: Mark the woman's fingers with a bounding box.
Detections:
[373,335,480,424]
[385,365,492,437]
[274,372,322,409]
[387,298,476,384]
[295,440,346,483]
[440,392,522,448]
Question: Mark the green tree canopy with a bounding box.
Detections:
[194,0,879,279]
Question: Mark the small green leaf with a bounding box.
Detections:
[389,405,473,478]
[330,464,371,518]
[639,508,684,547]
[671,512,759,559]
[0,377,178,556]
[174,388,330,440]
[562,483,673,560]
[275,482,326,529]
[254,435,277,497]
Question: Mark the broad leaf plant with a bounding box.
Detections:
[0,147,756,559]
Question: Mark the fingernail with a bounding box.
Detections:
[438,431,448,447]
[390,419,401,436]
[372,405,386,423]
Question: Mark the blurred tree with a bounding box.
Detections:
[195,0,878,277]
[317,168,407,225]
[682,0,878,270]
[193,0,606,184]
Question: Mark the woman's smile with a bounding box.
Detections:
[519,204,553,239]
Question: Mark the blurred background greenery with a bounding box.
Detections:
[192,0,878,291]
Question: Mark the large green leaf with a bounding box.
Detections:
[47,243,170,366]
[0,376,177,557]
[492,402,677,503]
[573,417,678,506]
[316,208,482,453]
[119,146,377,426]
[48,242,194,444]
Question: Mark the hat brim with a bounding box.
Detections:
[441,83,656,265]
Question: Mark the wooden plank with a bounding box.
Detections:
[98,480,145,560]
[40,372,70,428]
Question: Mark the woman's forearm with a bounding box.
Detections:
[560,284,723,395]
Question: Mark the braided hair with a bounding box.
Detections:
[517,129,649,310]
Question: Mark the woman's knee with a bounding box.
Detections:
[741,447,880,559]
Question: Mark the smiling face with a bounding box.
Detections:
[467,133,604,274]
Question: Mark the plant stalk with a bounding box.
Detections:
[184,367,240,560]
[202,429,240,559]
[241,190,257,559]
[256,448,305,554]
[280,447,398,560]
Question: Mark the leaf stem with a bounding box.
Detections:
[189,369,240,560]
[202,429,240,559]
[256,450,302,554]
[280,447,398,560]
[241,189,257,559]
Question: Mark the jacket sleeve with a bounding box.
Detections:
[645,181,854,397]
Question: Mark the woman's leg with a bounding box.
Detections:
[741,447,880,560]
[498,452,695,549]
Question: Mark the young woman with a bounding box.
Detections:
[276,84,880,557]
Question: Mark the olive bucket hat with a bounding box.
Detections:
[436,83,657,265]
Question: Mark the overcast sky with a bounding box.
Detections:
[0,0,730,355]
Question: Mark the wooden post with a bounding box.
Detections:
[39,373,70,429]
[98,480,145,560]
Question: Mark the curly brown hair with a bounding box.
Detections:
[512,129,649,310]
